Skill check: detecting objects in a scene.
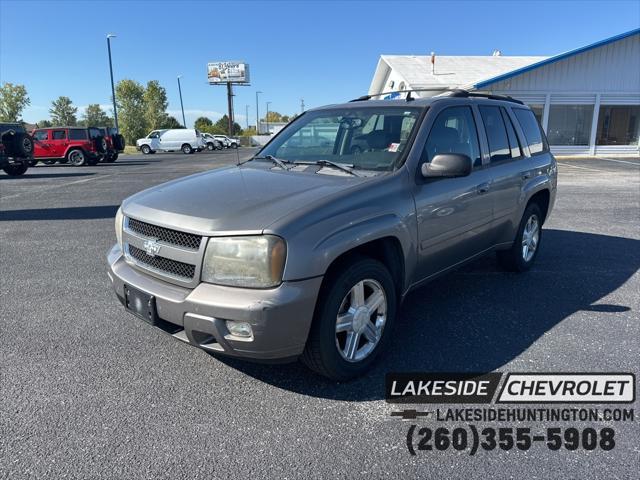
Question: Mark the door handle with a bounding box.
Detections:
[476,182,491,194]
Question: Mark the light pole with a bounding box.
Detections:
[245,104,250,130]
[266,101,272,134]
[106,34,118,131]
[177,75,186,128]
[255,91,262,134]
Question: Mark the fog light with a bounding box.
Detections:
[225,320,253,338]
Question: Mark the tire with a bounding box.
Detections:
[107,152,118,163]
[216,142,223,150]
[497,203,543,272]
[114,134,125,151]
[2,131,34,157]
[94,136,107,154]
[230,143,238,149]
[206,142,215,151]
[67,149,86,166]
[141,144,151,155]
[182,144,193,154]
[301,257,397,381]
[2,162,29,176]
[28,159,39,167]
[87,155,100,166]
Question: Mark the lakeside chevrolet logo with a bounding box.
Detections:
[143,239,161,257]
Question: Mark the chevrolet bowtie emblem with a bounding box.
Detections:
[143,239,161,257]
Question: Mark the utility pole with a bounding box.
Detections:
[106,34,118,130]
[177,75,186,128]
[266,101,271,135]
[226,82,234,136]
[245,104,250,129]
[300,98,305,114]
[255,91,262,134]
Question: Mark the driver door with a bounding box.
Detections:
[412,105,495,280]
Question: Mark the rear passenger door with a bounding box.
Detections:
[477,105,525,238]
[413,105,496,280]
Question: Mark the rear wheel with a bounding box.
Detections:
[497,203,543,272]
[301,257,396,381]
[230,143,238,149]
[2,162,29,176]
[182,144,193,154]
[67,149,86,166]
[107,152,118,163]
[206,142,215,151]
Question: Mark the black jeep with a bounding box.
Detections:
[1,123,34,176]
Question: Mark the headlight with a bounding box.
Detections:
[202,235,286,288]
[114,207,124,248]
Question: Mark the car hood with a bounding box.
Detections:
[122,165,365,235]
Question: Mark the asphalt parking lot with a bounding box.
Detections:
[1,151,639,478]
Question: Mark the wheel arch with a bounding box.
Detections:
[527,189,550,224]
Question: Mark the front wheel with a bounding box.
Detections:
[230,143,238,149]
[140,145,151,155]
[497,203,543,272]
[301,257,396,381]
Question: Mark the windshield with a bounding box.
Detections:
[258,106,422,171]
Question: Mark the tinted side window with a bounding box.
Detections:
[68,129,88,140]
[513,108,547,154]
[33,131,48,141]
[52,130,66,140]
[479,105,510,162]
[500,108,522,158]
[422,106,481,167]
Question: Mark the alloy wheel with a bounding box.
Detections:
[522,214,540,262]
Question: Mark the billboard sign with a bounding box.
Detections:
[207,61,250,84]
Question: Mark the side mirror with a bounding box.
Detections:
[421,153,472,178]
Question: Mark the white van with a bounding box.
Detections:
[136,129,206,155]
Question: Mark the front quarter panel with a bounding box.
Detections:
[265,171,418,289]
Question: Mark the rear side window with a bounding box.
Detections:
[513,108,547,154]
[500,108,522,158]
[68,129,88,140]
[52,130,66,140]
[33,131,48,141]
[479,105,510,162]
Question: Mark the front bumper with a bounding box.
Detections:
[107,244,322,361]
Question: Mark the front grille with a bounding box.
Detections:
[128,245,196,280]
[127,218,202,250]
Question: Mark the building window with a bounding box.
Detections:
[547,105,594,145]
[528,104,544,125]
[596,105,640,146]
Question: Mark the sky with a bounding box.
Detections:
[1,0,639,128]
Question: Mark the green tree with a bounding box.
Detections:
[144,80,169,129]
[115,79,147,144]
[37,119,52,128]
[194,116,213,131]
[213,115,243,135]
[81,104,113,127]
[0,82,30,122]
[49,96,77,126]
[160,116,183,129]
[264,111,285,123]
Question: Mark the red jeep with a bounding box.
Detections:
[95,127,125,163]
[32,127,108,166]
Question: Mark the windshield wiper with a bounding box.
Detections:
[293,160,360,177]
[252,155,291,170]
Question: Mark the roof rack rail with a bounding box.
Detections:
[349,88,446,102]
[444,89,525,105]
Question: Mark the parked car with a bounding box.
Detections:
[213,134,239,149]
[108,90,557,380]
[96,127,125,163]
[32,126,107,166]
[136,129,205,154]
[1,123,33,176]
[202,133,224,151]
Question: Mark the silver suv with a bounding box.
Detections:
[107,90,557,380]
